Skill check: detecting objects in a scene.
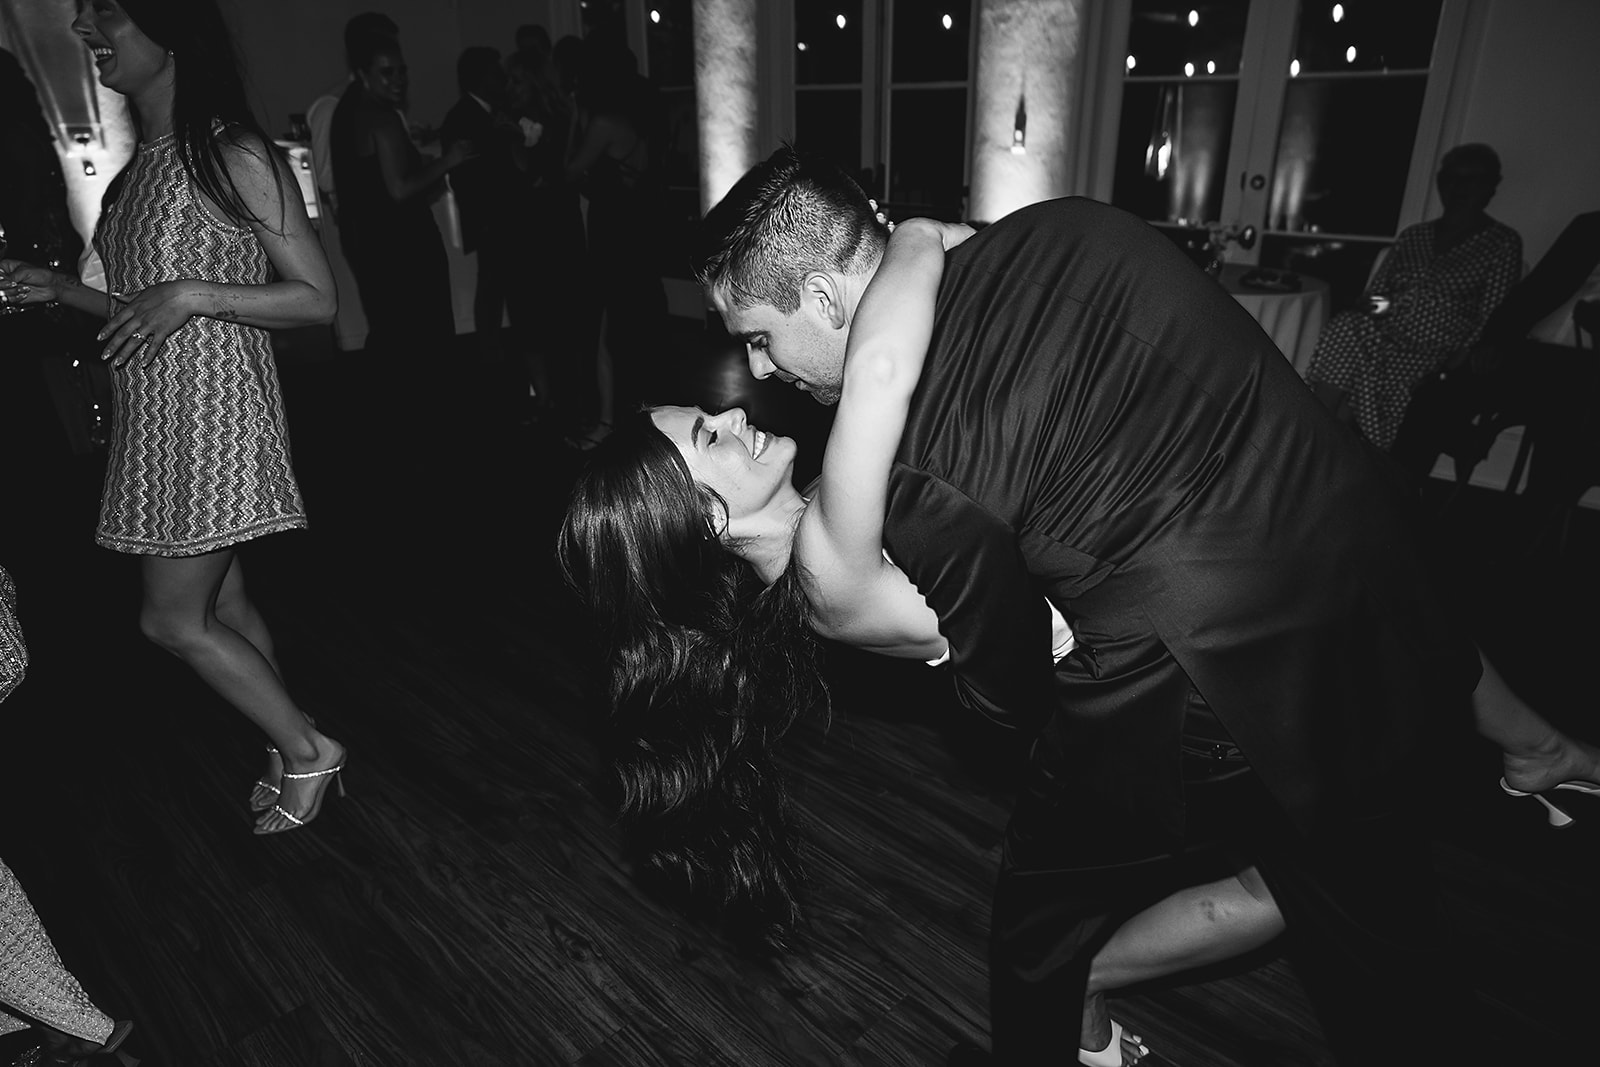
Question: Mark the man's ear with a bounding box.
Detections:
[801,271,849,330]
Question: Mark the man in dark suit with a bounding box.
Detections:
[441,46,529,364]
[692,147,1481,1066]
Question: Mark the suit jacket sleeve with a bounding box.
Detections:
[884,465,1056,735]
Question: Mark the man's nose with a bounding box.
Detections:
[746,345,775,379]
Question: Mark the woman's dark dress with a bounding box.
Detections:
[330,85,454,358]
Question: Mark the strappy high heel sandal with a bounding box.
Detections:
[249,744,282,812]
[254,751,347,835]
[251,716,318,812]
[1500,777,1600,827]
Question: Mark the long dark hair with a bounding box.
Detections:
[111,0,287,232]
[556,411,828,948]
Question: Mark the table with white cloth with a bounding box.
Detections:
[1217,264,1332,379]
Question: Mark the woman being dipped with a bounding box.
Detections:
[0,0,344,834]
[560,215,1275,1065]
[559,205,1600,1064]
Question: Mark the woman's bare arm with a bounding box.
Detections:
[94,131,339,366]
[373,109,470,206]
[797,217,973,658]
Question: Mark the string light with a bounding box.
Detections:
[836,14,846,29]
[1346,45,1357,63]
[1206,60,1216,74]
[1188,9,1199,27]
[797,41,808,52]
[1332,4,1345,22]
[1184,62,1195,77]
[1290,59,1301,76]
[650,9,660,23]
[942,14,953,30]
[1126,54,1137,72]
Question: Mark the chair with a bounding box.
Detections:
[1517,297,1600,552]
[1390,211,1600,498]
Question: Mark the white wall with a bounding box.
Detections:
[1441,0,1600,342]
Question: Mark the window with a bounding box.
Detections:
[793,1,975,221]
[1103,0,1463,308]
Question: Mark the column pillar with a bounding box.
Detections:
[970,0,1089,223]
[692,0,762,213]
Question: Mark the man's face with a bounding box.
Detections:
[712,288,848,406]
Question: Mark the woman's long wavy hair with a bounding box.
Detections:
[108,0,288,232]
[556,410,827,949]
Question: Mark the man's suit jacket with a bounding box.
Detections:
[881,198,1479,860]
[440,95,516,255]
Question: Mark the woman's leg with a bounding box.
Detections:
[1473,646,1600,792]
[139,551,343,830]
[211,555,297,810]
[1081,865,1284,1059]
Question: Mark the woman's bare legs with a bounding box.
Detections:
[1472,647,1600,793]
[138,550,343,831]
[209,555,295,810]
[1081,865,1285,1063]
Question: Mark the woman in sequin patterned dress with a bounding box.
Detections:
[0,0,345,835]
[0,567,138,1065]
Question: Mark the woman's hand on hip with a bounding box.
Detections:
[99,281,200,367]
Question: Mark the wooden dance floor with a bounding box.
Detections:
[0,322,1593,1066]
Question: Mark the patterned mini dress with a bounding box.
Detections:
[94,130,307,556]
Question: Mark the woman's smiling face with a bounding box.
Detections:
[72,0,170,97]
[651,405,799,529]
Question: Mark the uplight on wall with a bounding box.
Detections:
[1012,94,1026,154]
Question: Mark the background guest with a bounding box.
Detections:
[0,48,104,460]
[331,31,471,373]
[441,45,528,370]
[304,12,398,221]
[1305,143,1522,450]
[504,43,589,426]
[564,36,668,444]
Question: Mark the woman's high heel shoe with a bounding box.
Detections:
[254,752,346,835]
[1500,777,1600,827]
[1079,1019,1149,1066]
[249,744,282,812]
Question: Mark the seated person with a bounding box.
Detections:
[1306,144,1521,450]
[1389,211,1600,485]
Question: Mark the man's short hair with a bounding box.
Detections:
[344,12,399,72]
[692,144,888,315]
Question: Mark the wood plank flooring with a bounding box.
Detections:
[0,325,1594,1066]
